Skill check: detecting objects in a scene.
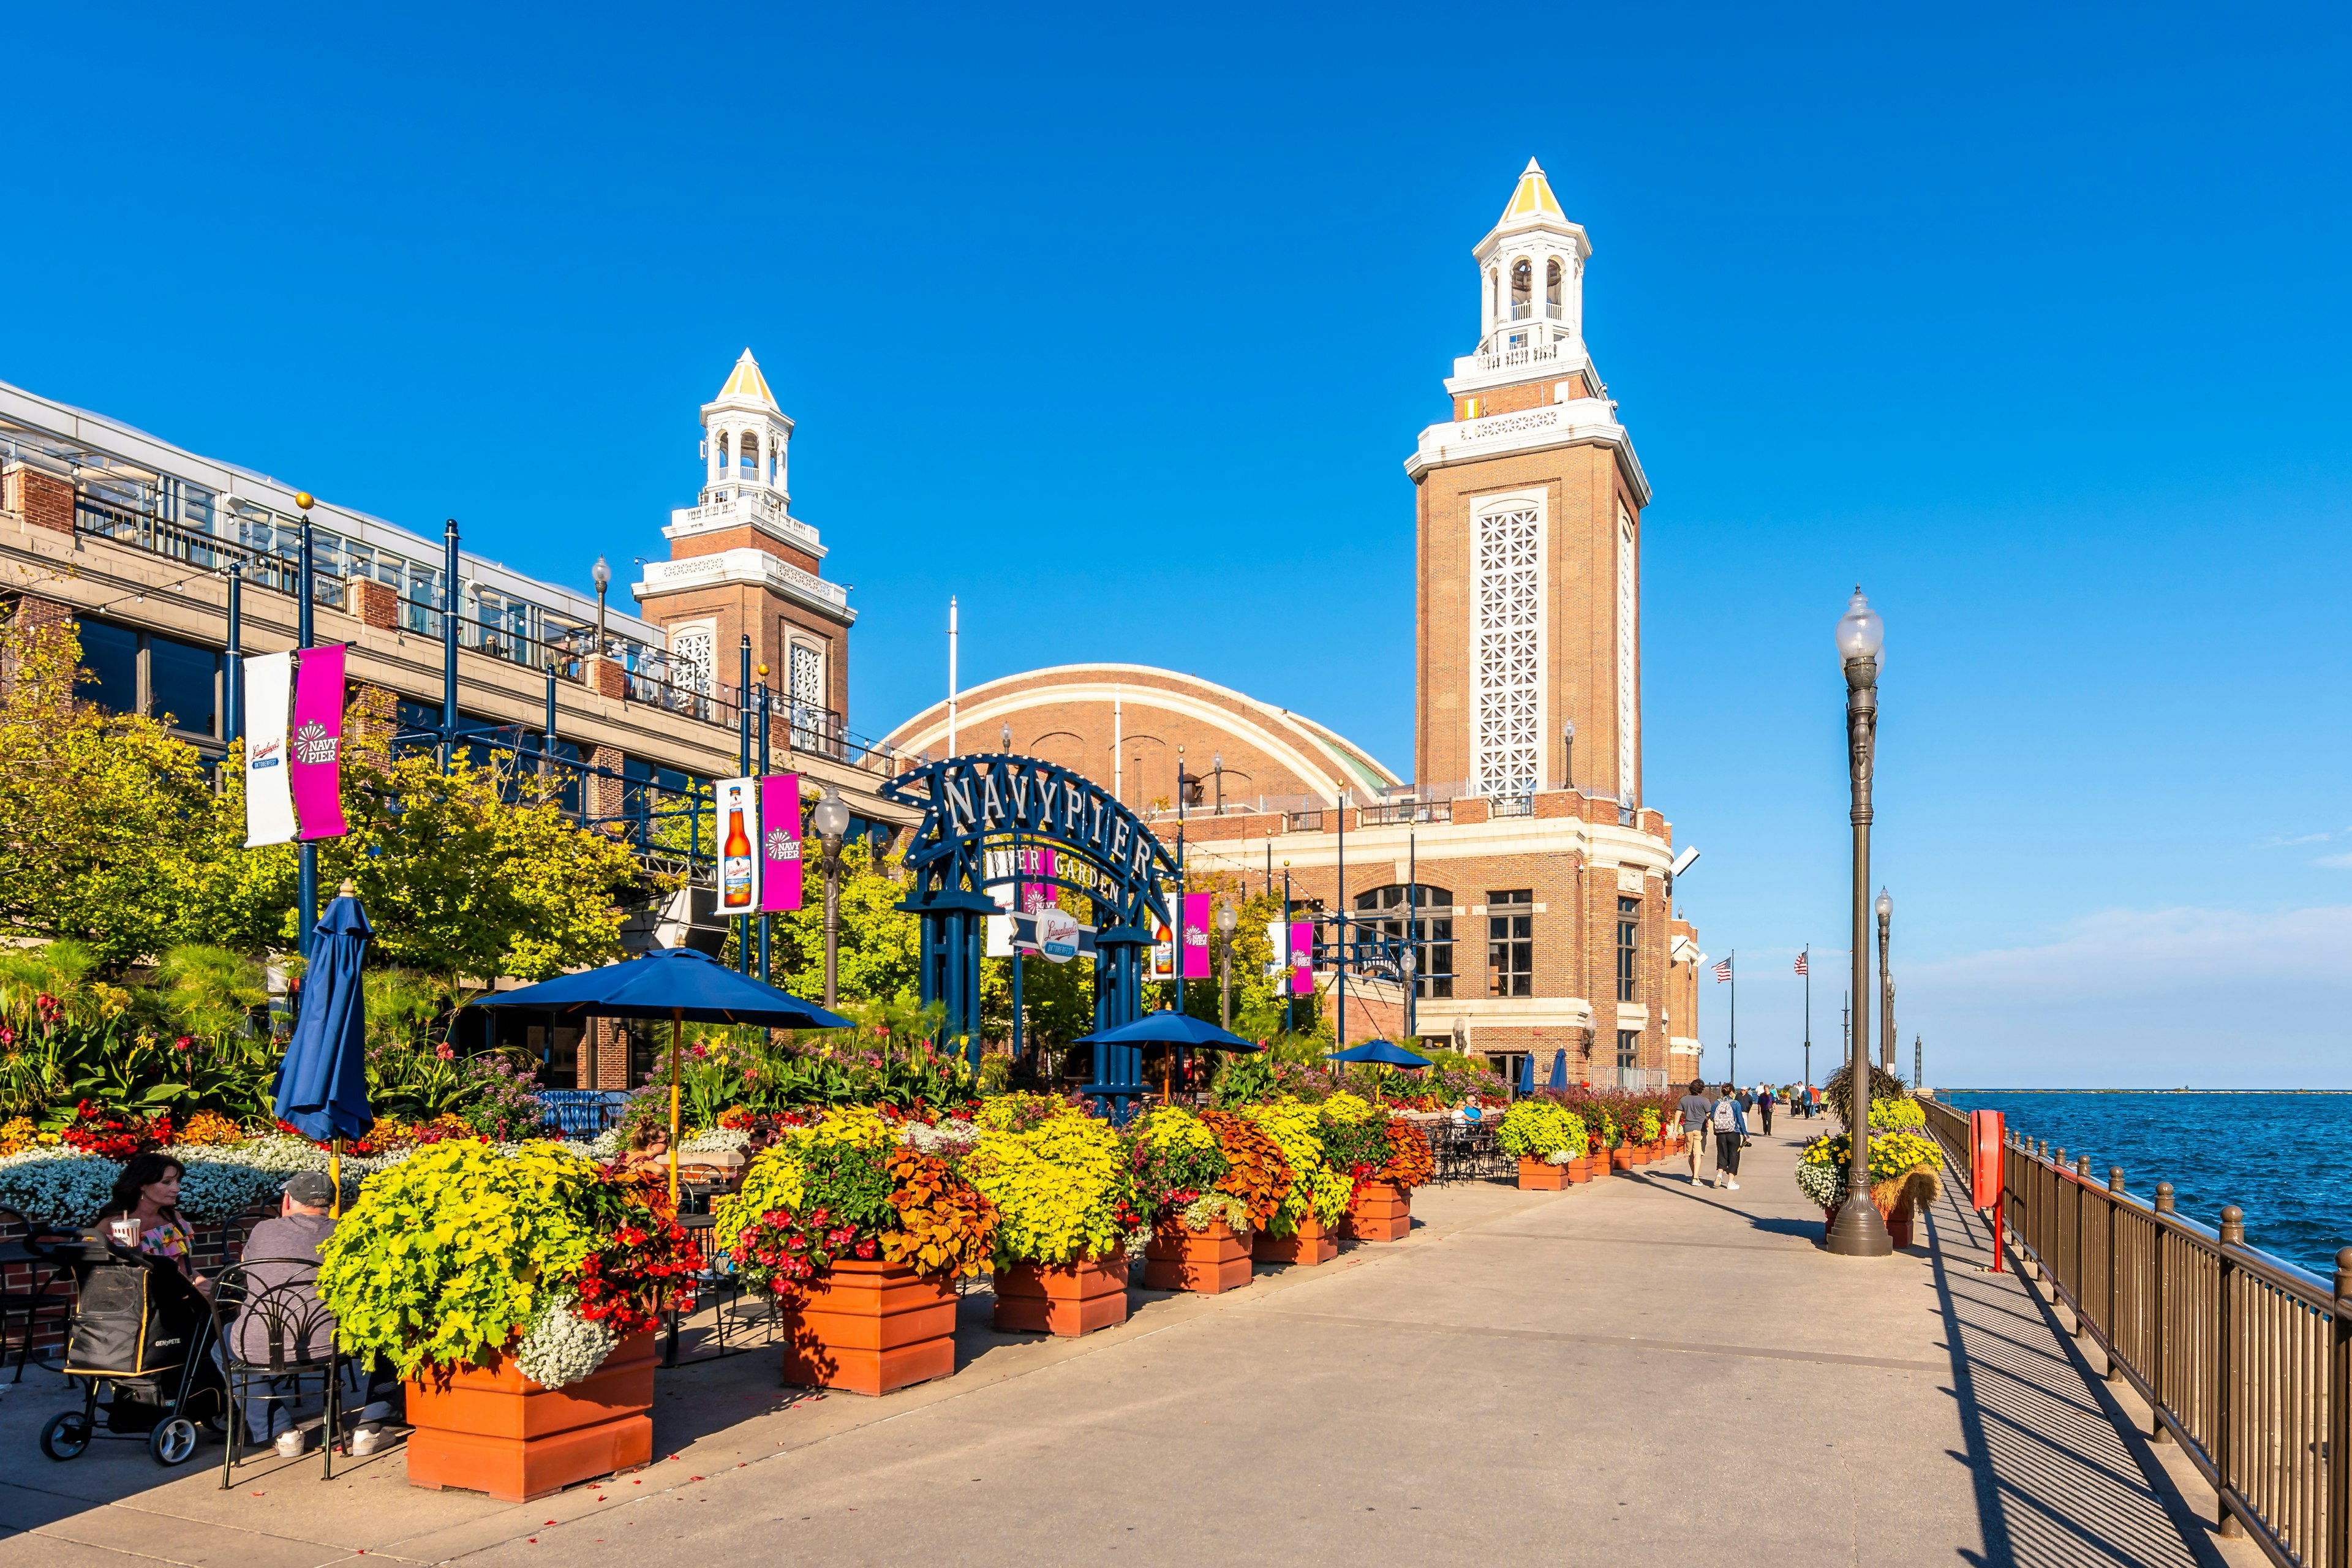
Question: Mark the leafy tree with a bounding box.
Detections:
[770,838,922,1009]
[0,608,224,967]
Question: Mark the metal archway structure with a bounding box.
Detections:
[880,753,1177,1109]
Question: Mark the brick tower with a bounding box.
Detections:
[631,350,856,726]
[1406,160,1651,808]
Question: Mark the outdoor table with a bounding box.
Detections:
[0,1237,74,1382]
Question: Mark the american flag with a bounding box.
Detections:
[1794,951,1808,977]
[1713,957,1733,983]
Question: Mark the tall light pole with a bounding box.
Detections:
[812,786,852,1008]
[1876,887,1895,1074]
[1561,719,1574,792]
[1828,587,1893,1257]
[1217,900,1237,1029]
[293,492,318,957]
[1212,752,1225,815]
[591,555,611,657]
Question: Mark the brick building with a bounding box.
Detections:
[888,162,1705,1087]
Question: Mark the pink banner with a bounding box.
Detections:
[1290,920,1314,995]
[289,644,347,840]
[1182,892,1212,980]
[1019,845,1057,913]
[759,774,802,912]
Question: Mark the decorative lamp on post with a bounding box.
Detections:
[1212,752,1225,815]
[1216,901,1237,1028]
[1876,886,1895,1074]
[1561,720,1575,793]
[1828,587,1892,1257]
[812,786,853,1008]
[590,555,611,657]
[1000,722,1011,752]
[1401,946,1418,1041]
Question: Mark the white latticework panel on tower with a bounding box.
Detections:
[1473,501,1544,798]
[671,628,714,695]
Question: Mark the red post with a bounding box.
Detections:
[1970,1109,2007,1272]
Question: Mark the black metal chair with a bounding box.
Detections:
[208,1259,347,1489]
[0,1239,73,1381]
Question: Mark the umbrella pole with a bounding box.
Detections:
[331,1136,341,1218]
[669,1009,683,1206]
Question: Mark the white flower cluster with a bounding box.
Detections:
[896,1118,979,1158]
[1177,1189,1251,1237]
[511,1294,619,1390]
[679,1126,751,1156]
[1545,1150,1575,1165]
[0,1150,118,1227]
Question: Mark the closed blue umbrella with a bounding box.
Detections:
[1515,1052,1534,1095]
[475,947,854,1199]
[1547,1049,1567,1089]
[274,888,374,1212]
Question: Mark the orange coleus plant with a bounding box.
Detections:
[1379,1117,1434,1189]
[882,1147,998,1278]
[1197,1109,1292,1230]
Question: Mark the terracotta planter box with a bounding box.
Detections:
[1567,1155,1593,1183]
[405,1332,655,1502]
[1144,1219,1252,1294]
[1251,1212,1338,1266]
[780,1257,957,1396]
[1517,1156,1570,1190]
[1609,1146,1636,1172]
[1340,1180,1411,1243]
[993,1254,1129,1336]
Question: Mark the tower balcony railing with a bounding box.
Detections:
[682,484,820,551]
[1457,337,1578,380]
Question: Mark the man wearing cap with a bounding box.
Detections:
[225,1172,344,1453]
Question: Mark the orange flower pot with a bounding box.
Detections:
[1144,1218,1252,1294]
[404,1331,655,1502]
[1610,1145,1635,1172]
[993,1254,1129,1336]
[1567,1155,1593,1183]
[1251,1212,1337,1266]
[1517,1156,1570,1190]
[1340,1180,1411,1243]
[780,1257,957,1396]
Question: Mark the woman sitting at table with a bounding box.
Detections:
[94,1152,213,1297]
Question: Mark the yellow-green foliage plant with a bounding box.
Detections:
[1496,1099,1588,1163]
[963,1099,1138,1266]
[710,1105,892,1254]
[1242,1097,1351,1237]
[318,1141,605,1379]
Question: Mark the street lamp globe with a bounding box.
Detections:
[1836,587,1885,667]
[591,556,611,594]
[1216,902,1237,936]
[1876,887,1893,920]
[812,787,852,842]
[1562,720,1574,739]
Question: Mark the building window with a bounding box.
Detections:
[1618,499,1638,800]
[1473,500,1543,799]
[789,641,823,709]
[1546,257,1563,319]
[1510,257,1532,320]
[1487,890,1532,998]
[1616,895,1640,1003]
[73,620,221,741]
[1616,1030,1639,1071]
[670,627,715,698]
[1353,884,1454,1000]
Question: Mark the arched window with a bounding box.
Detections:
[714,431,731,476]
[739,431,759,478]
[1487,268,1499,325]
[1546,258,1563,319]
[1350,884,1455,999]
[1510,258,1532,320]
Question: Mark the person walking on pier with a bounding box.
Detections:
[1677,1079,1714,1185]
[1756,1084,1774,1136]
[1709,1084,1747,1191]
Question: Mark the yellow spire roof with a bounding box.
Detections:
[1499,157,1565,223]
[716,349,776,407]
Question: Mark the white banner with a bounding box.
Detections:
[715,776,760,914]
[242,652,296,847]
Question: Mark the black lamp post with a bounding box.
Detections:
[1212,752,1225,815]
[1876,887,1894,1074]
[591,555,611,657]
[293,492,317,957]
[1217,900,1237,1029]
[1561,720,1574,792]
[1827,588,1893,1257]
[812,786,852,1008]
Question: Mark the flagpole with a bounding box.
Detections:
[1803,945,1811,1093]
[1728,949,1736,1086]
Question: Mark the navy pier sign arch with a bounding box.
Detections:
[880,754,1178,1107]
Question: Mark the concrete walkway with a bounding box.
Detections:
[0,1126,2245,1567]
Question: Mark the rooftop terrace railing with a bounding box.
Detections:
[1920,1095,2351,1566]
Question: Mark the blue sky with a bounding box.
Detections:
[7,4,2349,1086]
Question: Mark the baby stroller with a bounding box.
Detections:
[27,1226,229,1466]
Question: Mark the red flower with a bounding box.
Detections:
[173,1035,194,1052]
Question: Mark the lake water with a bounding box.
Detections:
[1940,1091,2352,1280]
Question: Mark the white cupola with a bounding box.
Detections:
[700,349,793,505]
[1472,160,1592,355]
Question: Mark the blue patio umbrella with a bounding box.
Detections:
[1074,1009,1261,1052]
[1325,1041,1433,1068]
[1547,1049,1568,1089]
[477,947,855,1199]
[1515,1052,1534,1095]
[274,886,374,1212]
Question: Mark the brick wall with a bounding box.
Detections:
[2,461,74,535]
